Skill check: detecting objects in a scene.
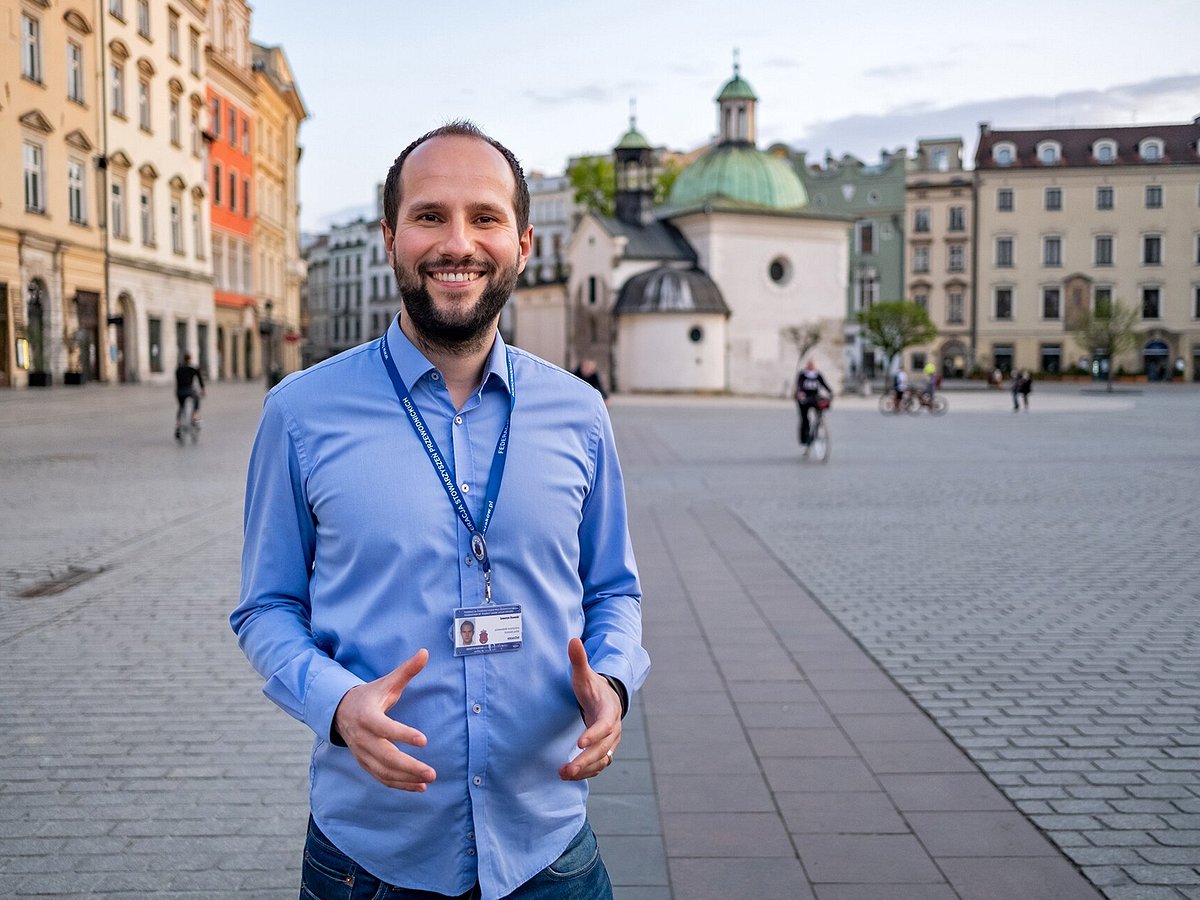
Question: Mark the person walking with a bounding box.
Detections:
[173,353,204,440]
[1012,369,1032,411]
[231,121,649,900]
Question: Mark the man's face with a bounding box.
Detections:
[460,622,474,644]
[382,136,532,351]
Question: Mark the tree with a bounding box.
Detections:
[1071,299,1142,393]
[567,157,682,216]
[857,301,937,379]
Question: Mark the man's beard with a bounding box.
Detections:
[393,255,519,355]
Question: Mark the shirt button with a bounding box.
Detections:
[467,848,476,856]
[473,775,482,786]
[472,703,481,714]
[454,415,463,425]
[461,483,470,493]
[431,372,440,381]
[467,832,475,842]
[465,555,474,567]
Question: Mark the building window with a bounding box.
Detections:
[191,109,201,157]
[111,176,127,238]
[110,0,125,19]
[997,188,1013,211]
[241,118,250,154]
[170,198,183,253]
[68,159,86,224]
[914,207,930,233]
[1097,186,1114,210]
[23,142,45,213]
[229,172,237,212]
[210,97,221,137]
[931,148,949,172]
[995,287,1013,320]
[228,107,237,146]
[992,344,1014,373]
[855,273,878,311]
[189,28,200,76]
[948,206,965,231]
[1045,188,1062,211]
[947,291,964,324]
[140,185,155,247]
[856,221,875,255]
[912,245,930,274]
[67,41,85,103]
[1094,141,1116,163]
[1142,286,1161,319]
[993,144,1015,166]
[588,276,597,305]
[192,205,204,259]
[1143,234,1162,265]
[1145,185,1163,209]
[169,97,181,146]
[138,79,152,131]
[1043,236,1062,267]
[996,237,1014,268]
[1094,286,1113,317]
[1194,286,1200,319]
[914,293,928,312]
[137,0,150,37]
[168,10,180,59]
[110,63,125,117]
[213,163,222,205]
[1038,142,1061,165]
[21,13,42,83]
[1140,139,1163,162]
[1042,286,1061,320]
[1040,344,1062,373]
[243,178,251,218]
[948,243,965,273]
[149,316,163,372]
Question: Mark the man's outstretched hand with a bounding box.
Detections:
[559,638,622,781]
[333,648,437,791]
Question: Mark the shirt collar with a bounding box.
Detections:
[385,314,512,399]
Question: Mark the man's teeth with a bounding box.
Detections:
[433,272,479,283]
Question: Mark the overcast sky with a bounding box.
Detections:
[249,0,1200,233]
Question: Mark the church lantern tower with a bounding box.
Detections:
[614,102,655,227]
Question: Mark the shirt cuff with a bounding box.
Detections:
[600,674,629,719]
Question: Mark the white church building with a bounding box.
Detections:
[565,64,851,397]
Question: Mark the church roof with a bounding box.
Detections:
[666,144,808,211]
[615,125,652,150]
[594,216,697,262]
[613,265,730,316]
[717,74,757,102]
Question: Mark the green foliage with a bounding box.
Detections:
[568,156,682,216]
[568,156,616,217]
[856,301,938,368]
[1071,300,1142,392]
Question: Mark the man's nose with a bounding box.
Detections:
[438,217,475,258]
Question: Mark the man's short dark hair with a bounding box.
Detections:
[382,120,530,235]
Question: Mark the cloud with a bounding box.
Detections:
[862,61,954,80]
[791,74,1200,163]
[523,81,643,106]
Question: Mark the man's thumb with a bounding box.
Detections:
[380,648,429,706]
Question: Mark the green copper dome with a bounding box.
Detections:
[667,144,808,211]
[616,126,651,150]
[717,74,757,102]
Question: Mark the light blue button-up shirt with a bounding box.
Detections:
[231,318,648,900]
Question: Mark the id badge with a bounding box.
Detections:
[454,604,522,657]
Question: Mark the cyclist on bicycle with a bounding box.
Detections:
[174,353,205,440]
[891,368,908,412]
[795,358,831,447]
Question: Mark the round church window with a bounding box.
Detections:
[688,326,704,343]
[768,257,792,285]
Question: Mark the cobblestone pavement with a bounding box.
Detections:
[615,383,1200,899]
[2,380,1197,899]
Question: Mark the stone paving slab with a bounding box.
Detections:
[3,380,1196,898]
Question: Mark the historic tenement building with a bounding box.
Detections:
[905,137,974,378]
[975,118,1200,380]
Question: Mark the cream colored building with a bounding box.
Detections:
[102,0,213,385]
[1,0,106,387]
[974,119,1200,380]
[251,41,305,378]
[905,137,974,377]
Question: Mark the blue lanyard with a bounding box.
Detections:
[379,333,515,602]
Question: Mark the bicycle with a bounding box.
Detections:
[909,390,948,416]
[798,397,831,463]
[175,392,202,444]
[878,390,916,415]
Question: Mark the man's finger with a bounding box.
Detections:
[379,648,430,708]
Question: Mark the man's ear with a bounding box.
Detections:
[380,219,395,267]
[516,224,533,274]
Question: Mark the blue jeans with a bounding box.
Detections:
[300,817,613,900]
